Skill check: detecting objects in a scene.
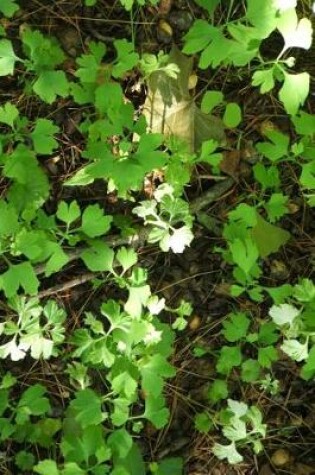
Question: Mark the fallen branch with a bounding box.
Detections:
[36,178,235,297]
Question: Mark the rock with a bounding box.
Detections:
[271,448,291,467]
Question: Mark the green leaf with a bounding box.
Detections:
[81,204,112,238]
[0,200,19,237]
[194,412,213,433]
[279,72,310,116]
[208,379,229,403]
[264,193,288,222]
[75,42,106,83]
[57,201,81,225]
[193,0,219,14]
[301,346,315,380]
[230,237,259,276]
[115,443,145,475]
[201,90,224,114]
[15,451,35,471]
[70,389,104,428]
[17,384,50,423]
[256,129,289,161]
[141,354,175,398]
[108,428,132,459]
[81,241,114,272]
[0,0,19,17]
[112,39,139,78]
[0,102,19,127]
[216,346,242,375]
[95,82,123,115]
[252,67,275,93]
[241,359,261,382]
[61,424,110,465]
[0,39,19,76]
[223,103,242,128]
[213,441,243,464]
[144,394,170,428]
[258,346,278,368]
[292,111,315,136]
[222,312,250,342]
[31,119,59,154]
[246,0,278,38]
[0,262,39,298]
[33,70,69,104]
[34,460,60,475]
[45,244,69,277]
[294,279,315,303]
[125,283,151,317]
[277,9,312,53]
[116,247,138,273]
[183,20,215,54]
[253,163,280,190]
[251,213,290,258]
[62,463,86,475]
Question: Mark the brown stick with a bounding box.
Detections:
[36,179,235,298]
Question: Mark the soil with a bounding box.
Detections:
[1,1,315,474]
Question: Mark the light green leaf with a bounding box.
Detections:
[33,70,69,104]
[281,339,308,362]
[0,39,19,76]
[264,193,288,222]
[213,441,243,464]
[216,346,242,375]
[208,379,228,403]
[252,68,275,93]
[70,389,104,428]
[0,0,19,17]
[112,39,139,78]
[277,9,312,53]
[31,119,59,154]
[230,237,259,276]
[81,241,114,272]
[194,412,213,433]
[223,102,242,128]
[125,284,151,317]
[183,20,215,54]
[81,204,112,238]
[241,359,261,382]
[258,346,278,368]
[108,428,133,459]
[0,262,39,298]
[222,312,250,342]
[34,460,60,475]
[57,201,81,225]
[116,247,138,273]
[301,346,315,380]
[144,394,170,428]
[279,72,310,116]
[201,90,224,113]
[0,102,19,127]
[269,303,300,326]
[256,129,289,161]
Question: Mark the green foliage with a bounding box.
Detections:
[0,0,314,472]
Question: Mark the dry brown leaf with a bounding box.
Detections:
[143,46,225,152]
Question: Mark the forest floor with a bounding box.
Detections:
[1,0,315,474]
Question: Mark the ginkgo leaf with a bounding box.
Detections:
[277,9,312,52]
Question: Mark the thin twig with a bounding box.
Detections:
[36,179,235,298]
